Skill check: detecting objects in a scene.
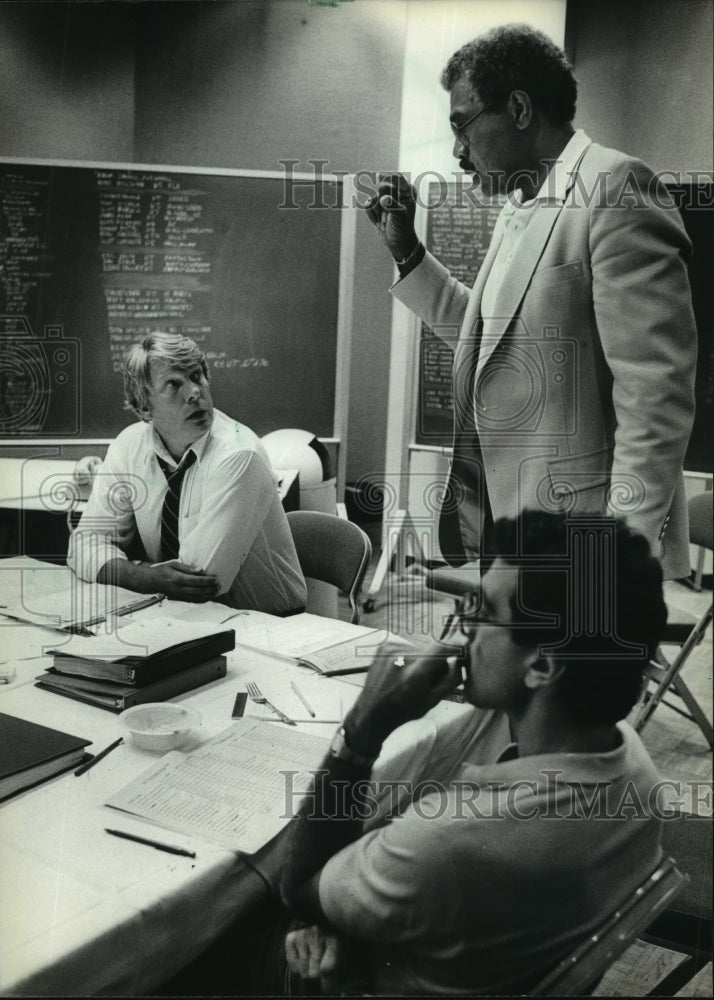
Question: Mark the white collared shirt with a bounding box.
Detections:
[68,409,307,614]
[480,129,592,319]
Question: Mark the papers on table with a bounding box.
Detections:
[231,611,378,657]
[106,719,330,853]
[0,557,162,633]
[46,615,234,662]
[216,611,413,673]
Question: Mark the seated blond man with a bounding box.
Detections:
[68,332,306,615]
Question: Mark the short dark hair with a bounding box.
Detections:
[493,509,666,726]
[441,23,577,126]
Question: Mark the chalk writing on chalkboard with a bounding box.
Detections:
[0,162,343,440]
[416,186,502,446]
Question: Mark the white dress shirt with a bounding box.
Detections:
[480,129,592,320]
[68,409,307,614]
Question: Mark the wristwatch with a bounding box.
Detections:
[395,240,422,266]
[329,725,378,769]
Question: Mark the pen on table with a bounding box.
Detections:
[80,593,165,630]
[105,828,196,858]
[262,718,342,724]
[220,611,250,624]
[291,680,316,717]
[320,666,370,678]
[74,736,123,776]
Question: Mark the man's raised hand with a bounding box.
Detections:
[365,173,419,261]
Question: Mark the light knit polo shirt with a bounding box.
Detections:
[319,720,663,996]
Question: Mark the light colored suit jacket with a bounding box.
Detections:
[393,140,697,579]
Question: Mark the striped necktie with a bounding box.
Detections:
[158,450,196,562]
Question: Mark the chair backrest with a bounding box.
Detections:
[528,857,688,997]
[688,492,713,551]
[286,511,372,624]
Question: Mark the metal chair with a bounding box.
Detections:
[286,511,372,624]
[528,857,688,997]
[279,857,689,997]
[631,492,713,748]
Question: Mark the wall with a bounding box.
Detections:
[131,0,408,486]
[566,0,713,174]
[0,0,711,491]
[0,3,135,162]
[0,0,406,487]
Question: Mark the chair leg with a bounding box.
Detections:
[633,615,714,749]
[668,674,714,749]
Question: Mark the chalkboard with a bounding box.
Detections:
[415,185,502,446]
[415,182,713,475]
[0,161,345,440]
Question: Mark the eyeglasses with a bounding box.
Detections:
[439,589,486,645]
[450,105,492,147]
[453,590,484,643]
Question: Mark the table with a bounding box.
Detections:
[0,560,368,996]
[0,562,462,997]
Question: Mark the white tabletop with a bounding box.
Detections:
[0,559,466,996]
[0,579,367,996]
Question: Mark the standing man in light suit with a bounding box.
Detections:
[369,23,697,580]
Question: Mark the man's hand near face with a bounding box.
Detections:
[281,640,465,927]
[343,640,465,759]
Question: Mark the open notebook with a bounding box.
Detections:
[148,607,416,676]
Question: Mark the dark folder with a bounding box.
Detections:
[36,655,228,712]
[0,713,91,801]
[50,629,235,685]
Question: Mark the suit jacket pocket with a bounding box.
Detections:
[546,446,613,498]
[530,259,585,289]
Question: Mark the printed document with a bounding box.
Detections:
[106,720,329,853]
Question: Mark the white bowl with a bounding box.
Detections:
[119,703,202,752]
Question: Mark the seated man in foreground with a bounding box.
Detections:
[281,510,668,995]
[68,332,307,615]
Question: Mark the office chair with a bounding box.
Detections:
[631,491,713,748]
[286,511,372,624]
